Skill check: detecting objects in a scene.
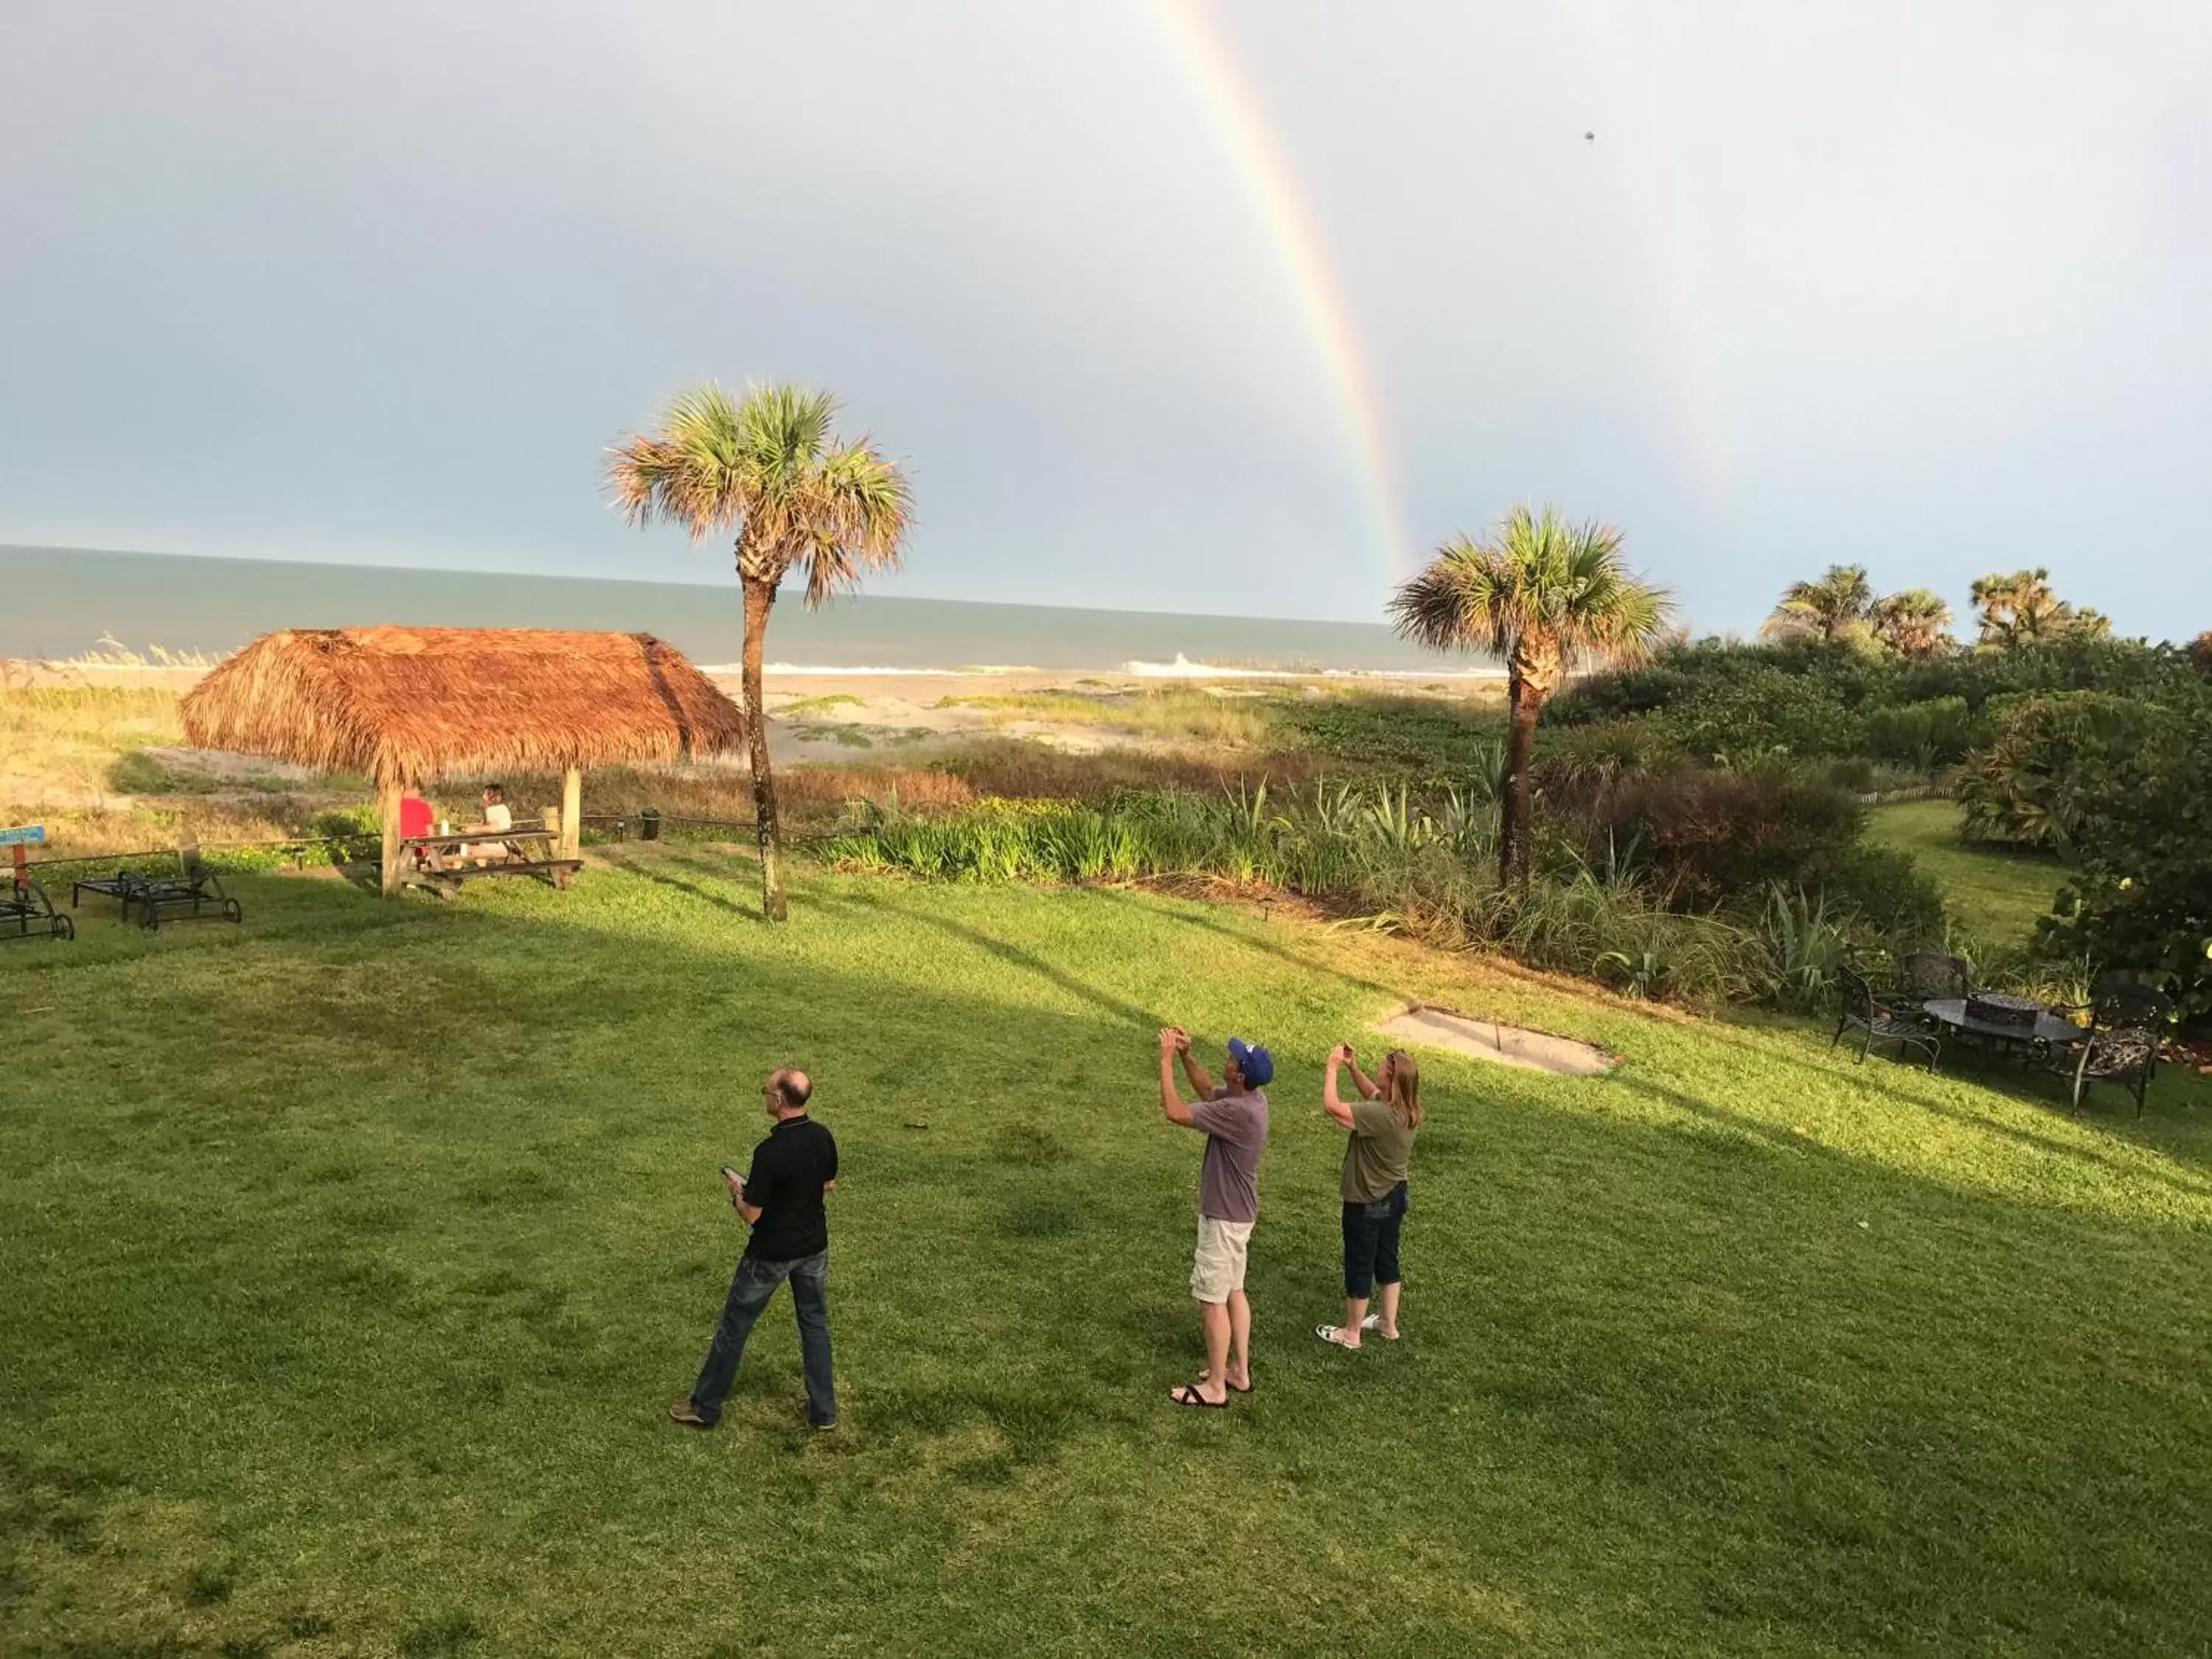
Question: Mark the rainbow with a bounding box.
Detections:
[1152,1,1415,580]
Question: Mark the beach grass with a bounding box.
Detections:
[939,686,1274,746]
[3,851,2208,1655]
[773,693,867,717]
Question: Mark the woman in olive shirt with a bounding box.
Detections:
[1316,1043,1421,1349]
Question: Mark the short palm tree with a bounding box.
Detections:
[1390,505,1673,887]
[609,383,912,921]
[1761,564,1875,646]
[1870,588,1955,658]
[1972,568,2110,648]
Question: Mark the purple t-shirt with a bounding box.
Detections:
[1190,1087,1268,1223]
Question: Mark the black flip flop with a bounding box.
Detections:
[1169,1384,1228,1409]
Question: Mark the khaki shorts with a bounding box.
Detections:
[1190,1214,1255,1304]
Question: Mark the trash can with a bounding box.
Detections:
[641,807,661,842]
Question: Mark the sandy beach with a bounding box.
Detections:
[10,658,1502,770]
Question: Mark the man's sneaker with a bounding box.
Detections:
[667,1399,715,1428]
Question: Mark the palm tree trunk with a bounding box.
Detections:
[740,575,787,922]
[1499,675,1542,889]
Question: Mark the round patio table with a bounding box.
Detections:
[1922,996,2082,1063]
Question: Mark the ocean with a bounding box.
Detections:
[0,544,1492,676]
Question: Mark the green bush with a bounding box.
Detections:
[1811,843,1946,939]
[1955,692,2166,849]
[2037,691,2212,1017]
[1548,636,1893,728]
[1650,668,1868,764]
[1863,698,1982,768]
[1583,769,1865,904]
[1896,636,2196,709]
[1534,719,1677,789]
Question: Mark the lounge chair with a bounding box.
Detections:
[2,848,73,942]
[73,838,243,929]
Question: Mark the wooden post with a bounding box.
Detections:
[560,766,582,864]
[379,779,403,897]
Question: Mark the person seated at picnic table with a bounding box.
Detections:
[398,788,437,871]
[459,783,520,863]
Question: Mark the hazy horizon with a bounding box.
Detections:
[5,2,2207,638]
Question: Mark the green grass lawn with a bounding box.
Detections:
[1867,800,2065,945]
[5,853,2211,1656]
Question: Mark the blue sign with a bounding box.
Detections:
[0,825,46,847]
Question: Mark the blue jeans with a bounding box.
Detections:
[689,1248,835,1426]
[1342,1183,1408,1299]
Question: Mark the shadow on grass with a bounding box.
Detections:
[7,858,2212,1655]
[1081,882,1408,1006]
[600,846,762,922]
[1689,1015,2212,1191]
[809,884,1165,1030]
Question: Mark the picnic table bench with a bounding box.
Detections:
[400,827,582,897]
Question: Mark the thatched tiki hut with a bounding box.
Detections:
[181,627,746,894]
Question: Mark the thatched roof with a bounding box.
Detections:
[181,627,746,785]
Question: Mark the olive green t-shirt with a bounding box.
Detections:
[1340,1098,1414,1203]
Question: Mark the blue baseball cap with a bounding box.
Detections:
[1226,1037,1273,1088]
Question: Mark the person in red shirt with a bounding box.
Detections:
[398,790,434,841]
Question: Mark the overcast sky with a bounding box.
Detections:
[5,1,2208,636]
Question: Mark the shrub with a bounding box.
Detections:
[1581,769,1865,905]
[1650,668,1868,764]
[1266,693,1506,781]
[1748,884,1857,1012]
[1534,719,1676,790]
[1811,843,1946,940]
[2037,690,2212,1017]
[1863,697,1982,768]
[1896,636,2195,709]
[1955,692,2166,849]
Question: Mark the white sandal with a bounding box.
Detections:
[1315,1324,1360,1348]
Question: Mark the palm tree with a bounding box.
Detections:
[1870,588,1955,658]
[609,383,912,921]
[1390,505,1673,887]
[1760,564,1875,645]
[1971,568,2109,648]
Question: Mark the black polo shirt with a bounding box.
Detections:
[740,1114,838,1262]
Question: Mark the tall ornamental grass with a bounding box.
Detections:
[826,781,1908,1013]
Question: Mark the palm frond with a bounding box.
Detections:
[1761,564,1874,641]
[608,381,912,599]
[1390,504,1672,672]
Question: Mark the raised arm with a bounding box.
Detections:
[1322,1046,1357,1127]
[1158,1029,1198,1127]
[1344,1046,1382,1101]
[1174,1028,1218,1099]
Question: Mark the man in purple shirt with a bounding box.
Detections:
[1157,1025,1271,1408]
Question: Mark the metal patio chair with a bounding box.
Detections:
[1833,965,1941,1069]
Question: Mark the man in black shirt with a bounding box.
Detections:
[670,1068,840,1430]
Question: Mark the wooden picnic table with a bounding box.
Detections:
[399,827,582,894]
